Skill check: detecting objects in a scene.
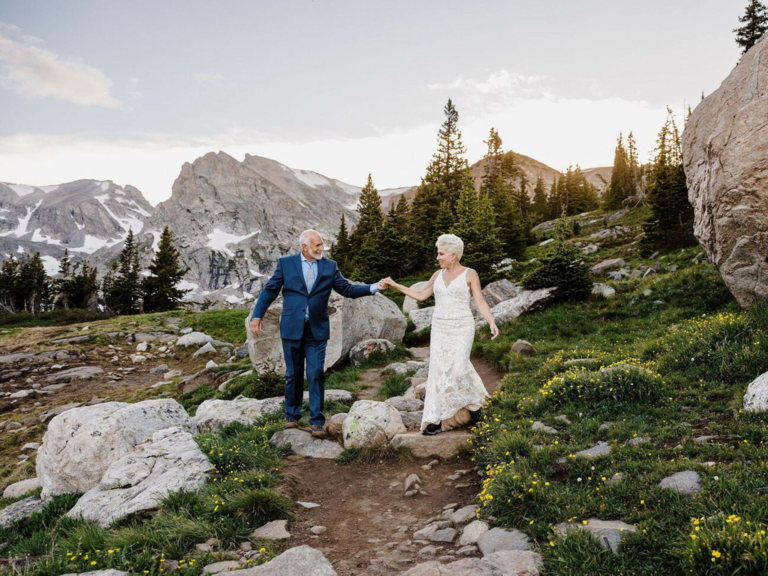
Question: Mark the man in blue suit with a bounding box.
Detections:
[249,229,385,438]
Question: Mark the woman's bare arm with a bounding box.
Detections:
[386,271,438,301]
[468,269,499,339]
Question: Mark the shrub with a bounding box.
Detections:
[533,362,665,411]
[220,365,285,400]
[522,244,592,301]
[679,514,768,575]
[377,373,411,400]
[224,487,292,526]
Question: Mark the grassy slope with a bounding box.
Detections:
[470,208,768,575]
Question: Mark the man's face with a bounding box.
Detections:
[303,233,325,260]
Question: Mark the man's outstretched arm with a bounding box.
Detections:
[331,263,381,298]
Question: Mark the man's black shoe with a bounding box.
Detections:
[422,422,442,436]
[469,408,484,425]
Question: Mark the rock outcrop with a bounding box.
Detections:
[67,427,212,527]
[194,398,283,432]
[36,399,195,498]
[682,34,768,307]
[342,400,406,449]
[245,291,406,372]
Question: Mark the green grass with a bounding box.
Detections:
[460,206,768,575]
[181,309,250,347]
[377,373,411,400]
[0,309,115,328]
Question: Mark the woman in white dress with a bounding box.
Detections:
[383,234,499,435]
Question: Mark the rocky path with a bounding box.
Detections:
[280,354,503,575]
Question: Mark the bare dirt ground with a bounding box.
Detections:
[281,355,504,575]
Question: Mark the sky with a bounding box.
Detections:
[0,0,748,205]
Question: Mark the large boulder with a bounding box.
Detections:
[480,288,556,326]
[409,307,434,332]
[67,427,212,527]
[245,291,406,372]
[194,398,283,432]
[342,400,406,449]
[470,279,522,318]
[36,399,195,498]
[403,281,429,314]
[743,371,768,411]
[0,496,45,528]
[269,429,344,459]
[682,35,768,307]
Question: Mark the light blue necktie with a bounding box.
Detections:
[305,261,315,320]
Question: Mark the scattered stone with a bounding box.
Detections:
[404,474,422,491]
[0,496,45,528]
[606,472,625,485]
[532,421,557,434]
[193,342,218,357]
[251,519,291,540]
[627,437,651,445]
[743,372,768,412]
[150,364,170,373]
[385,360,428,375]
[2,477,40,499]
[459,520,490,545]
[51,335,90,344]
[205,360,219,369]
[695,435,717,444]
[592,283,616,298]
[310,525,327,535]
[477,528,532,556]
[230,545,335,575]
[20,442,40,452]
[582,244,599,255]
[607,268,630,281]
[449,505,478,526]
[298,501,321,509]
[417,546,437,559]
[658,471,702,496]
[554,519,637,553]
[136,342,148,352]
[510,340,537,356]
[44,365,103,383]
[180,327,193,335]
[269,429,344,459]
[591,259,625,275]
[386,396,424,412]
[202,561,241,574]
[130,354,147,364]
[165,369,183,379]
[554,415,572,425]
[456,545,478,556]
[571,441,611,459]
[176,332,213,347]
[429,527,457,542]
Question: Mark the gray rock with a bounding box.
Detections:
[203,561,242,574]
[409,307,434,332]
[482,288,556,326]
[459,520,489,545]
[399,411,423,431]
[193,342,218,357]
[532,421,557,434]
[385,360,427,375]
[399,550,542,575]
[324,413,347,437]
[510,340,537,356]
[2,477,40,499]
[224,545,337,576]
[658,471,702,496]
[44,366,104,383]
[743,372,768,412]
[251,519,291,540]
[404,474,422,491]
[269,429,344,459]
[67,427,212,527]
[477,528,532,556]
[342,400,406,449]
[582,244,599,255]
[607,268,630,281]
[592,283,616,298]
[235,344,249,359]
[385,396,424,412]
[36,399,195,498]
[180,327,193,335]
[539,238,555,246]
[554,519,636,553]
[573,441,612,458]
[176,332,214,347]
[164,369,183,379]
[195,397,283,432]
[150,364,169,373]
[429,527,457,542]
[390,431,472,459]
[591,259,625,274]
[456,545,479,556]
[403,282,429,315]
[0,496,45,527]
[449,505,478,526]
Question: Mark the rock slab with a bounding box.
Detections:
[390,431,471,459]
[399,550,542,576]
[554,519,637,553]
[270,429,344,459]
[195,397,283,432]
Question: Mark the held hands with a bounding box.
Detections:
[377,277,395,290]
[249,318,264,337]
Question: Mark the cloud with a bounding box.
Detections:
[429,69,551,113]
[0,23,121,108]
[193,73,225,87]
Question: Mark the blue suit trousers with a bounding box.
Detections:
[282,320,327,426]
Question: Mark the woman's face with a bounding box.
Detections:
[436,246,455,268]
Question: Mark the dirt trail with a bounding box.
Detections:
[281,353,504,575]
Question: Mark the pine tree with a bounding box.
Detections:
[19,253,51,314]
[532,176,548,222]
[627,131,641,199]
[67,259,99,310]
[641,108,697,253]
[330,214,353,275]
[142,226,191,313]
[349,174,384,261]
[567,166,600,215]
[0,257,19,312]
[603,133,633,209]
[410,99,472,269]
[105,228,142,314]
[735,0,768,54]
[54,249,72,309]
[450,183,504,282]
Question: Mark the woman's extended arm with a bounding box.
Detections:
[386,271,438,301]
[468,269,499,339]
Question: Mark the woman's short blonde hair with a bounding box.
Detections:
[436,234,464,260]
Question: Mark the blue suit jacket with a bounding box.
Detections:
[250,254,373,341]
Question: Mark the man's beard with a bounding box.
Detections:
[310,250,324,260]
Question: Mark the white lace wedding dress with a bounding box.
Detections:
[421,268,490,432]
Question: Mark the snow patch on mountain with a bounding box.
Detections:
[206,228,259,257]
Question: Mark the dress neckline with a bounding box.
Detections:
[441,267,468,289]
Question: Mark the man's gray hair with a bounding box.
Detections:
[436,234,464,260]
[299,229,320,249]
